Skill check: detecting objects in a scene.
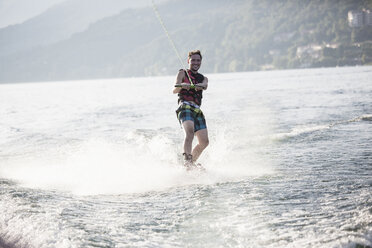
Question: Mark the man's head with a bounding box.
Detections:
[188,50,202,72]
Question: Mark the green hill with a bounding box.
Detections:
[0,0,371,83]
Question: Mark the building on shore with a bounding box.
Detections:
[365,9,372,26]
[348,10,364,27]
[296,44,322,59]
[348,9,372,27]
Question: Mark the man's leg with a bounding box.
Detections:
[191,128,209,162]
[182,120,195,156]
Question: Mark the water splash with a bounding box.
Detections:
[0,127,273,195]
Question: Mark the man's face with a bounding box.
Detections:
[188,54,202,71]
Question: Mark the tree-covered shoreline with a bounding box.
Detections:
[212,0,372,73]
[0,0,371,83]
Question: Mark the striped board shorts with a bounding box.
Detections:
[176,102,207,132]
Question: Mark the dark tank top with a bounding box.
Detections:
[178,69,204,106]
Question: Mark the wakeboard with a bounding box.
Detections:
[184,162,206,172]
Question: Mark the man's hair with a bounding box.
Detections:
[188,50,202,60]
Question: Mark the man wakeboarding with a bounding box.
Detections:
[173,50,209,170]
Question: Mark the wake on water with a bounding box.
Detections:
[1,111,370,196]
[272,114,372,141]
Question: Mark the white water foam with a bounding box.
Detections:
[0,128,273,195]
[0,195,77,248]
[272,114,372,140]
[273,124,331,140]
[0,93,275,195]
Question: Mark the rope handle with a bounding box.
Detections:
[174,84,205,90]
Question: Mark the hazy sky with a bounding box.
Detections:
[0,0,68,28]
[0,0,169,28]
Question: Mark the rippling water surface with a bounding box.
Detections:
[0,66,371,247]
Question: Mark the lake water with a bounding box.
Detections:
[0,66,371,247]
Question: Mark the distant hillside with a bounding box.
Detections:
[0,0,65,28]
[0,0,156,57]
[0,0,371,83]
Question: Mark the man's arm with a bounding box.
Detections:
[195,76,208,91]
[173,70,189,93]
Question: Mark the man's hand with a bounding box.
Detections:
[180,83,191,90]
[175,83,205,91]
[195,77,208,91]
[195,82,207,91]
